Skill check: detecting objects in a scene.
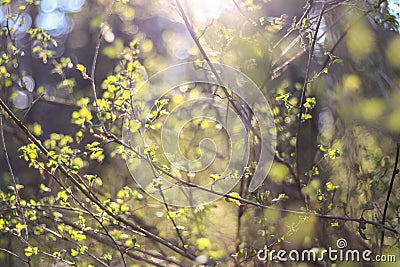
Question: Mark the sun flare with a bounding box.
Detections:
[184,0,234,23]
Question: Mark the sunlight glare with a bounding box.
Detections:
[186,0,233,23]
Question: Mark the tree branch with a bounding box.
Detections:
[295,3,326,191]
[0,115,31,267]
[380,143,400,250]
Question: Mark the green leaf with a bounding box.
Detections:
[68,229,86,241]
[71,248,79,257]
[225,192,241,205]
[56,191,68,203]
[76,64,86,73]
[40,183,51,192]
[15,223,27,235]
[196,238,211,250]
[32,123,42,136]
[24,246,38,257]
[103,253,112,262]
[326,182,339,192]
[331,221,339,227]
[275,93,290,101]
[76,64,89,79]
[304,97,316,109]
[272,193,288,202]
[33,226,44,235]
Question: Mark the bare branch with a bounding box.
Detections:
[380,143,400,250]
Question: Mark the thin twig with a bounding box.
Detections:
[22,93,44,121]
[174,0,258,139]
[0,115,31,267]
[82,7,131,266]
[39,251,76,266]
[380,143,400,251]
[0,97,197,262]
[273,0,314,49]
[11,203,180,265]
[108,131,399,235]
[158,186,187,248]
[0,248,29,264]
[231,0,273,51]
[319,0,387,72]
[197,19,215,40]
[39,224,109,266]
[295,3,326,191]
[61,219,179,267]
[89,1,116,126]
[39,166,128,267]
[275,154,297,180]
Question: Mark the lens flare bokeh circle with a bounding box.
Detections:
[122,62,276,207]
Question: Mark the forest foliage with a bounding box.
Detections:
[1,0,400,266]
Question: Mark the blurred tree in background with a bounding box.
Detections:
[1,0,400,266]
